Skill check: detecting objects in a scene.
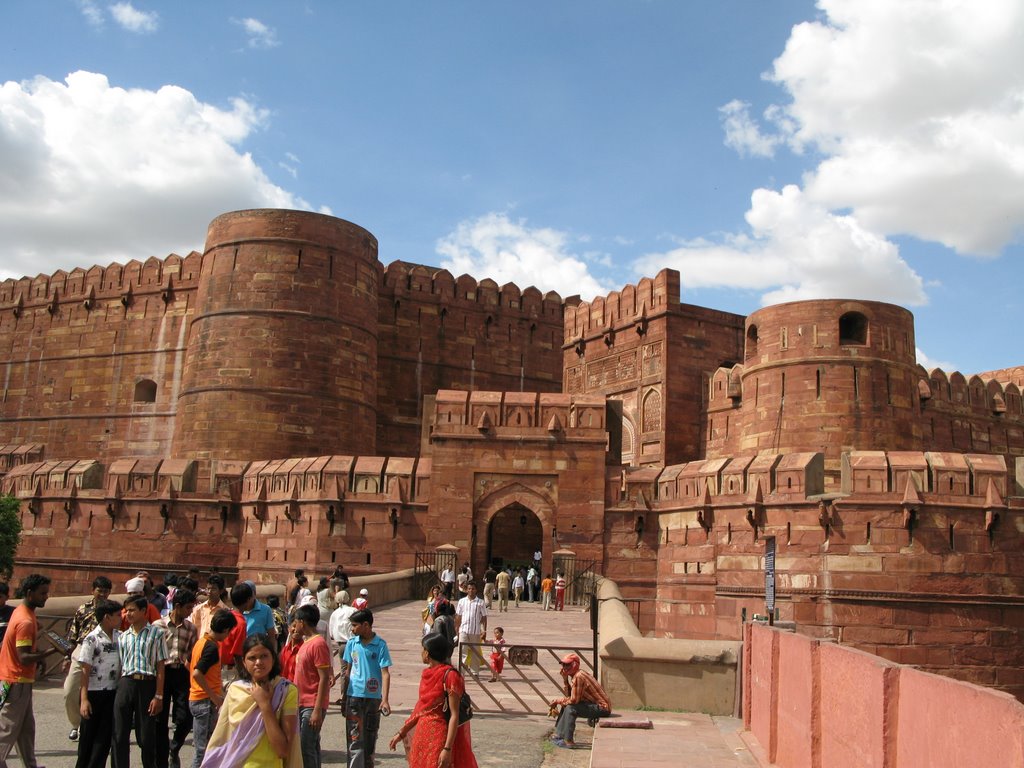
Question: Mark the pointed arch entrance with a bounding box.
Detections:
[474,482,554,574]
[487,503,542,568]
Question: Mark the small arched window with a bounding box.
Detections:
[746,325,759,360]
[133,379,157,403]
[839,312,868,345]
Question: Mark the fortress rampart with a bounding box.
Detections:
[563,269,745,467]
[0,210,573,465]
[0,252,202,460]
[4,208,1024,703]
[703,300,1024,491]
[606,448,1024,699]
[5,440,1022,698]
[376,262,566,455]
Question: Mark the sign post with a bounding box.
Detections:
[764,536,776,626]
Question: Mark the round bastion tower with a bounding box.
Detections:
[172,209,379,461]
[735,299,922,462]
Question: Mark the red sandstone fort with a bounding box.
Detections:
[2,209,1022,701]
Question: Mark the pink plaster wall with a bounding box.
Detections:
[743,625,1024,768]
[775,630,817,767]
[895,667,1024,768]
[748,624,778,761]
[819,642,896,768]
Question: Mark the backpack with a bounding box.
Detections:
[441,667,474,724]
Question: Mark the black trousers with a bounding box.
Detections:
[112,675,160,768]
[156,665,192,767]
[75,689,115,768]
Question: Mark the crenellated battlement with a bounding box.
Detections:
[605,449,1019,512]
[642,452,824,506]
[238,454,428,507]
[920,366,1024,417]
[973,365,1024,389]
[707,362,1024,419]
[840,449,1009,499]
[564,268,679,343]
[379,260,565,319]
[0,251,204,310]
[431,389,607,437]
[0,444,44,473]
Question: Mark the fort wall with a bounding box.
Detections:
[376,263,566,456]
[4,441,1024,697]
[0,253,202,461]
[563,269,745,467]
[0,211,573,465]
[4,208,1024,705]
[647,449,1024,700]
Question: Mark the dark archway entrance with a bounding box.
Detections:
[487,503,542,569]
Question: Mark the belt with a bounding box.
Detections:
[127,673,155,680]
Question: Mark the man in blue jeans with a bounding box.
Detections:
[551,653,612,748]
[340,609,391,768]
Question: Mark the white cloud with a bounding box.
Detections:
[436,213,611,300]
[77,0,103,27]
[727,0,1024,258]
[916,347,956,373]
[0,71,325,280]
[109,2,158,33]
[234,17,280,49]
[634,185,926,306]
[719,100,782,159]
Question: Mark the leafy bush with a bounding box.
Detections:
[0,495,23,581]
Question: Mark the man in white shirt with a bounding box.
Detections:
[440,566,456,600]
[328,592,357,703]
[455,582,487,674]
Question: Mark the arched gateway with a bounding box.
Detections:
[487,503,543,567]
[474,482,553,574]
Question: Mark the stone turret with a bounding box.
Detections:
[172,209,380,461]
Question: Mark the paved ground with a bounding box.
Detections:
[27,596,758,767]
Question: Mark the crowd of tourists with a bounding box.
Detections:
[0,561,610,767]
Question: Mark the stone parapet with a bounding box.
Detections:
[597,577,741,713]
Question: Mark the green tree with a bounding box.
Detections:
[0,495,23,581]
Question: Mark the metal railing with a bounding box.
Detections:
[456,641,596,714]
[413,550,456,598]
[34,612,72,678]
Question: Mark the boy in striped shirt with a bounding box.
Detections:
[113,595,168,768]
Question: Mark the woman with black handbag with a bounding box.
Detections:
[388,633,478,767]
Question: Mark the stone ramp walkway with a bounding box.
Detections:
[372,595,595,716]
[587,712,758,768]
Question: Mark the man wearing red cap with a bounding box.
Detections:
[551,653,611,748]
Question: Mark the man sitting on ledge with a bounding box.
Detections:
[551,653,611,748]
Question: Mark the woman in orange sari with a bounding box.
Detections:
[389,633,478,768]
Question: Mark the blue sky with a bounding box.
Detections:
[2,1,1022,375]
